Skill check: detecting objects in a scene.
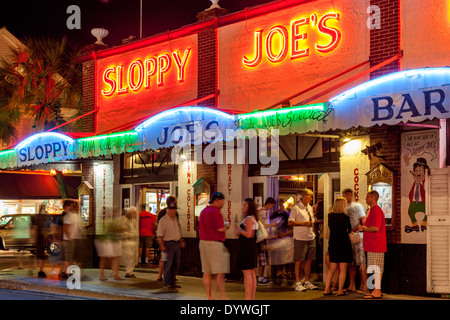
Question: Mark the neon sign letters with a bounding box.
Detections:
[243,12,342,68]
[101,48,192,97]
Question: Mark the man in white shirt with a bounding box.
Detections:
[288,188,318,292]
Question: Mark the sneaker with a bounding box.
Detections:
[295,282,306,292]
[257,277,269,286]
[304,281,318,290]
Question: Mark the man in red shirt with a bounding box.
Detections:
[139,204,157,265]
[198,192,230,300]
[359,190,386,299]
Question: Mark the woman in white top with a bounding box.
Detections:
[235,198,259,300]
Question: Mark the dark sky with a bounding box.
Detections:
[0,0,276,48]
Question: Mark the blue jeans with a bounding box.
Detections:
[163,241,181,287]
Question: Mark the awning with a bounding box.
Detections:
[0,172,80,199]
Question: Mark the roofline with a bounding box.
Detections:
[74,0,315,63]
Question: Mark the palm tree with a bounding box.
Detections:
[0,36,82,144]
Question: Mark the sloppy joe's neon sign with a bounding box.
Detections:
[243,12,342,68]
[101,48,191,97]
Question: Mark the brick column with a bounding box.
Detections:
[369,0,401,79]
[196,7,228,108]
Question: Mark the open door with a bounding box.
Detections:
[426,168,450,294]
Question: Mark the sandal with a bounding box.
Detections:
[323,291,334,296]
[363,294,382,299]
[337,291,349,296]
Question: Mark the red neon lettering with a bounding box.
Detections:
[243,30,263,68]
[101,67,116,96]
[157,54,171,86]
[290,17,309,60]
[243,11,341,68]
[315,12,342,53]
[128,60,144,92]
[266,25,289,63]
[116,65,128,95]
[144,58,157,89]
[172,49,191,83]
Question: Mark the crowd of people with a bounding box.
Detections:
[197,188,387,300]
[20,186,386,300]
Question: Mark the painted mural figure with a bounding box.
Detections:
[404,156,429,233]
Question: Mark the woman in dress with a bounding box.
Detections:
[235,198,259,300]
[323,197,353,296]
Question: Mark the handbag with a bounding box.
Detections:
[349,232,360,245]
[256,221,268,243]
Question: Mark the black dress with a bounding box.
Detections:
[238,217,258,270]
[328,213,353,263]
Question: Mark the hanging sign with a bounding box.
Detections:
[14,132,75,167]
[134,107,237,151]
[329,68,450,130]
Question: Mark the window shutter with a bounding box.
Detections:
[426,168,450,294]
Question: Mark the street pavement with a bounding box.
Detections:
[0,264,446,301]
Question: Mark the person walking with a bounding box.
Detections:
[342,188,368,294]
[323,197,353,296]
[157,197,184,290]
[235,198,259,300]
[122,207,139,278]
[198,192,230,300]
[288,188,319,292]
[257,197,276,285]
[139,204,157,265]
[358,190,387,299]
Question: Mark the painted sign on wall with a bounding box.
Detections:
[401,129,440,244]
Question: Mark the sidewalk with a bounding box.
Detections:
[0,264,445,301]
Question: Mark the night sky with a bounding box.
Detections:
[0,0,276,48]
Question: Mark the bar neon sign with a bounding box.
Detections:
[101,48,192,97]
[243,11,342,68]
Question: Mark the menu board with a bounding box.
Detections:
[372,182,392,223]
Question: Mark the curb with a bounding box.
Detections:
[0,277,150,300]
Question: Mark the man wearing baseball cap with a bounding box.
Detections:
[157,195,185,289]
[198,192,230,300]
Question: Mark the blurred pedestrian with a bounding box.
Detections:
[122,207,139,278]
[139,204,157,265]
[342,188,368,294]
[268,198,293,287]
[62,200,82,273]
[358,190,387,299]
[323,197,353,296]
[235,198,259,300]
[157,196,185,289]
[33,214,51,278]
[199,192,230,300]
[56,199,76,280]
[257,197,276,285]
[288,189,318,292]
[13,214,31,270]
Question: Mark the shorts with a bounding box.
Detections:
[294,239,316,262]
[199,240,230,274]
[140,236,153,249]
[366,252,385,274]
[257,241,268,266]
[352,239,365,266]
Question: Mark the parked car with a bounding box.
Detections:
[0,214,62,256]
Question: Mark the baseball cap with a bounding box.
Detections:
[166,195,178,209]
[209,192,225,204]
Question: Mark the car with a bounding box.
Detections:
[0,214,62,256]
